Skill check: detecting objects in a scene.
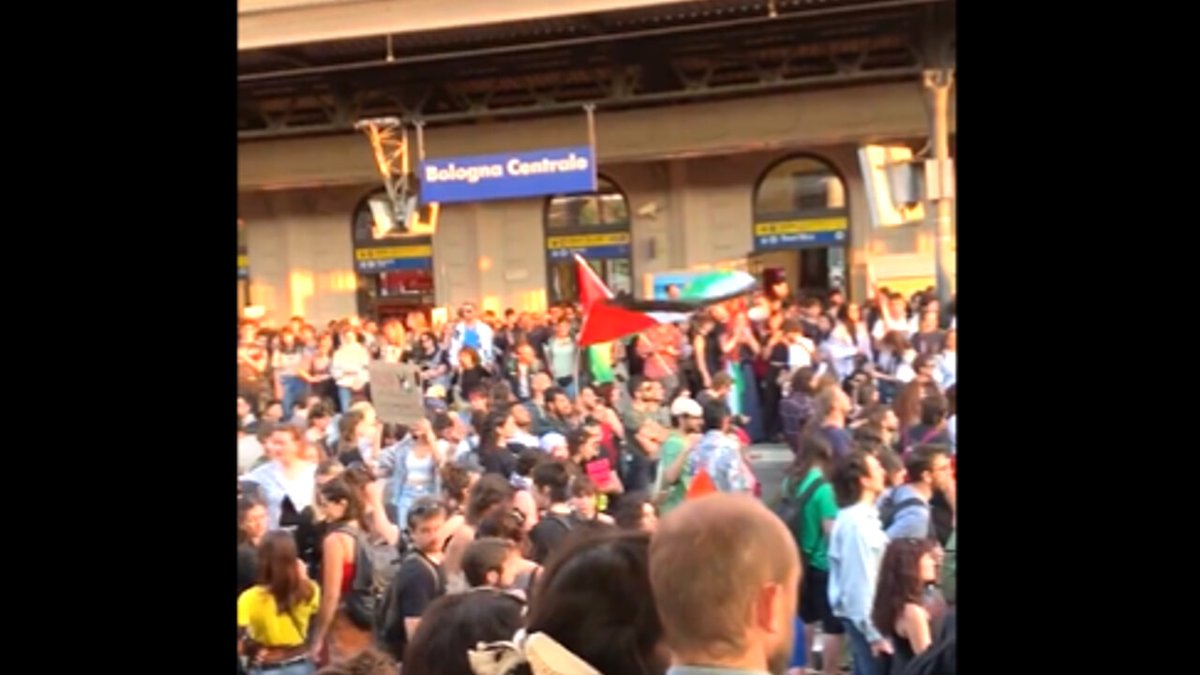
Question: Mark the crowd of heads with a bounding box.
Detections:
[236,277,955,675]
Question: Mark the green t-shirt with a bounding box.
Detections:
[655,432,690,516]
[941,529,956,604]
[588,344,614,383]
[785,468,839,571]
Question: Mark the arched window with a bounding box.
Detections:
[754,156,847,219]
[751,155,849,296]
[350,189,435,323]
[544,176,632,305]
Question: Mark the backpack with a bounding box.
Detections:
[878,492,930,533]
[774,475,827,544]
[377,552,445,660]
[335,526,398,631]
[903,426,945,458]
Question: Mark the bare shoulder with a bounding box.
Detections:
[902,601,930,625]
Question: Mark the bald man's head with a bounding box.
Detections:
[649,494,800,672]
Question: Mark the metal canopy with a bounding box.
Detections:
[238,0,954,139]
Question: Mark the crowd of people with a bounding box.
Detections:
[236,274,957,675]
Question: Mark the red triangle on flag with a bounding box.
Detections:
[686,467,718,500]
[574,254,612,311]
[576,301,659,347]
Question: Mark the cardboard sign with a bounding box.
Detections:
[367,362,425,425]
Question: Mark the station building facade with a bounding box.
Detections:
[238,80,955,324]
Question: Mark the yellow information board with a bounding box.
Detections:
[753,218,848,236]
[354,245,434,261]
[545,232,631,250]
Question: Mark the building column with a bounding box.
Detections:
[924,69,956,305]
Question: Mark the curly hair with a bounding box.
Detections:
[440,463,476,513]
[871,538,937,637]
[315,647,397,675]
[517,530,664,675]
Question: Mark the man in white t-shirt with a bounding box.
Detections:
[448,303,496,366]
[870,292,915,342]
[240,426,317,529]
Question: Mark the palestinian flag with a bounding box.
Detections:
[607,269,758,313]
[574,255,688,347]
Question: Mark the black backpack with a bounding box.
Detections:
[334,526,396,631]
[775,475,827,546]
[376,552,445,661]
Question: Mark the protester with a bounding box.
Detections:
[871,538,940,675]
[442,475,515,593]
[378,419,443,528]
[881,445,953,541]
[331,328,371,413]
[377,497,448,662]
[688,398,754,494]
[241,425,317,530]
[613,490,659,533]
[829,451,891,675]
[482,529,665,675]
[238,497,270,596]
[780,367,817,453]
[650,493,801,675]
[653,396,703,515]
[237,279,963,675]
[461,537,522,590]
[527,461,578,564]
[782,433,843,675]
[238,531,321,675]
[404,591,525,675]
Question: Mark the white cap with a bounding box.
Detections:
[426,384,447,399]
[670,397,703,418]
[539,433,567,453]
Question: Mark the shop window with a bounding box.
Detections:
[544,175,633,305]
[751,155,850,297]
[351,190,436,321]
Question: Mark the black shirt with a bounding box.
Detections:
[820,425,854,459]
[236,542,258,597]
[293,507,328,579]
[529,510,577,565]
[479,445,518,480]
[380,551,445,660]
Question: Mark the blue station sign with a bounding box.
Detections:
[545,232,631,261]
[354,242,433,273]
[752,218,849,251]
[419,145,597,205]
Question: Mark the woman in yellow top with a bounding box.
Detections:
[237,531,321,675]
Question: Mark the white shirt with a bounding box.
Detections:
[894,350,918,383]
[935,351,957,390]
[871,315,917,341]
[242,461,317,529]
[332,344,371,389]
[788,340,815,369]
[237,436,263,475]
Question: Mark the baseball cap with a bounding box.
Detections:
[670,397,703,418]
[539,433,567,453]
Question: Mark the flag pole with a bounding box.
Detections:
[573,306,589,399]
